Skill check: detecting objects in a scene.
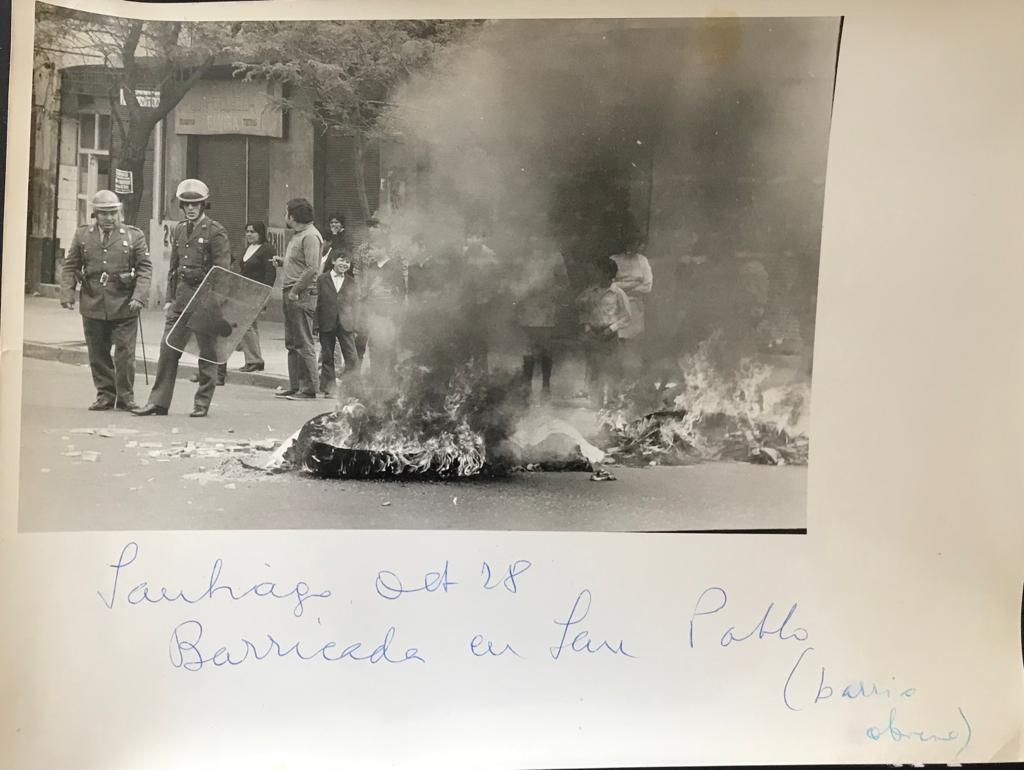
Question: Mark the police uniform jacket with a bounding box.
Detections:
[60,223,152,320]
[166,214,231,313]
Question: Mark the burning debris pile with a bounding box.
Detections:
[264,332,810,480]
[270,363,526,478]
[264,360,618,479]
[600,334,810,467]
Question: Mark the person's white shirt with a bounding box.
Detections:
[332,272,345,292]
[242,243,260,263]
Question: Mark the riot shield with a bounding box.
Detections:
[166,266,273,364]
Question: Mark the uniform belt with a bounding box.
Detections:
[179,266,208,279]
[84,271,112,285]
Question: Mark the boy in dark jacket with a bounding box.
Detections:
[316,253,361,397]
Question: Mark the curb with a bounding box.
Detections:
[23,341,291,390]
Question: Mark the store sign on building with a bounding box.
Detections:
[120,88,161,108]
[174,80,284,138]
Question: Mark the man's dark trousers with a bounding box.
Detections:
[284,292,318,395]
[319,330,359,394]
[83,316,138,406]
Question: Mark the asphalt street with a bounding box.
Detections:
[17,358,807,533]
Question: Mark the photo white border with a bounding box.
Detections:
[2,1,1023,768]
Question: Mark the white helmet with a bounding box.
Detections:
[90,189,121,212]
[175,178,210,203]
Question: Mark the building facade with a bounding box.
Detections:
[28,63,386,320]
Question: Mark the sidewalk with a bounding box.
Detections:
[21,295,291,389]
[20,295,594,396]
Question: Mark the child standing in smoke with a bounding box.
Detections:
[576,257,631,409]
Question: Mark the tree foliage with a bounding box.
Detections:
[33,7,477,225]
[235,20,479,222]
[236,20,480,135]
[35,5,242,224]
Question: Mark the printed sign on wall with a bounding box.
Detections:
[174,80,284,137]
[114,168,133,195]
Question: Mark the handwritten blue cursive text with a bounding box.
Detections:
[550,590,636,661]
[169,620,425,671]
[98,542,330,617]
[866,707,972,758]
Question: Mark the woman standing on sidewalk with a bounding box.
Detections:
[236,221,277,372]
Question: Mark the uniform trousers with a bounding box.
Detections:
[146,309,219,410]
[82,315,138,405]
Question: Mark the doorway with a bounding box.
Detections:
[186,134,270,260]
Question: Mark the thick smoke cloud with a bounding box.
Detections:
[386,17,838,377]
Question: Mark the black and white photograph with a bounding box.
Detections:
[19,5,839,533]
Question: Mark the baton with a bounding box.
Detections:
[137,310,149,385]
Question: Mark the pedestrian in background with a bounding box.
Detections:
[134,178,230,417]
[611,225,653,377]
[512,244,568,402]
[319,212,350,273]
[351,216,388,361]
[576,257,631,408]
[274,197,322,400]
[236,221,277,372]
[459,225,501,371]
[316,213,350,377]
[359,231,405,387]
[316,252,361,397]
[60,189,151,411]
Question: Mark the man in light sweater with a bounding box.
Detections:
[273,197,323,400]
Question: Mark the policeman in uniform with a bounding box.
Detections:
[134,179,231,417]
[60,189,152,411]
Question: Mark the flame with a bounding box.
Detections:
[601,331,810,465]
[294,362,517,478]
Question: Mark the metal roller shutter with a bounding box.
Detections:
[193,135,247,261]
[246,137,271,227]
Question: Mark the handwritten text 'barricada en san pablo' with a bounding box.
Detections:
[95,542,972,758]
